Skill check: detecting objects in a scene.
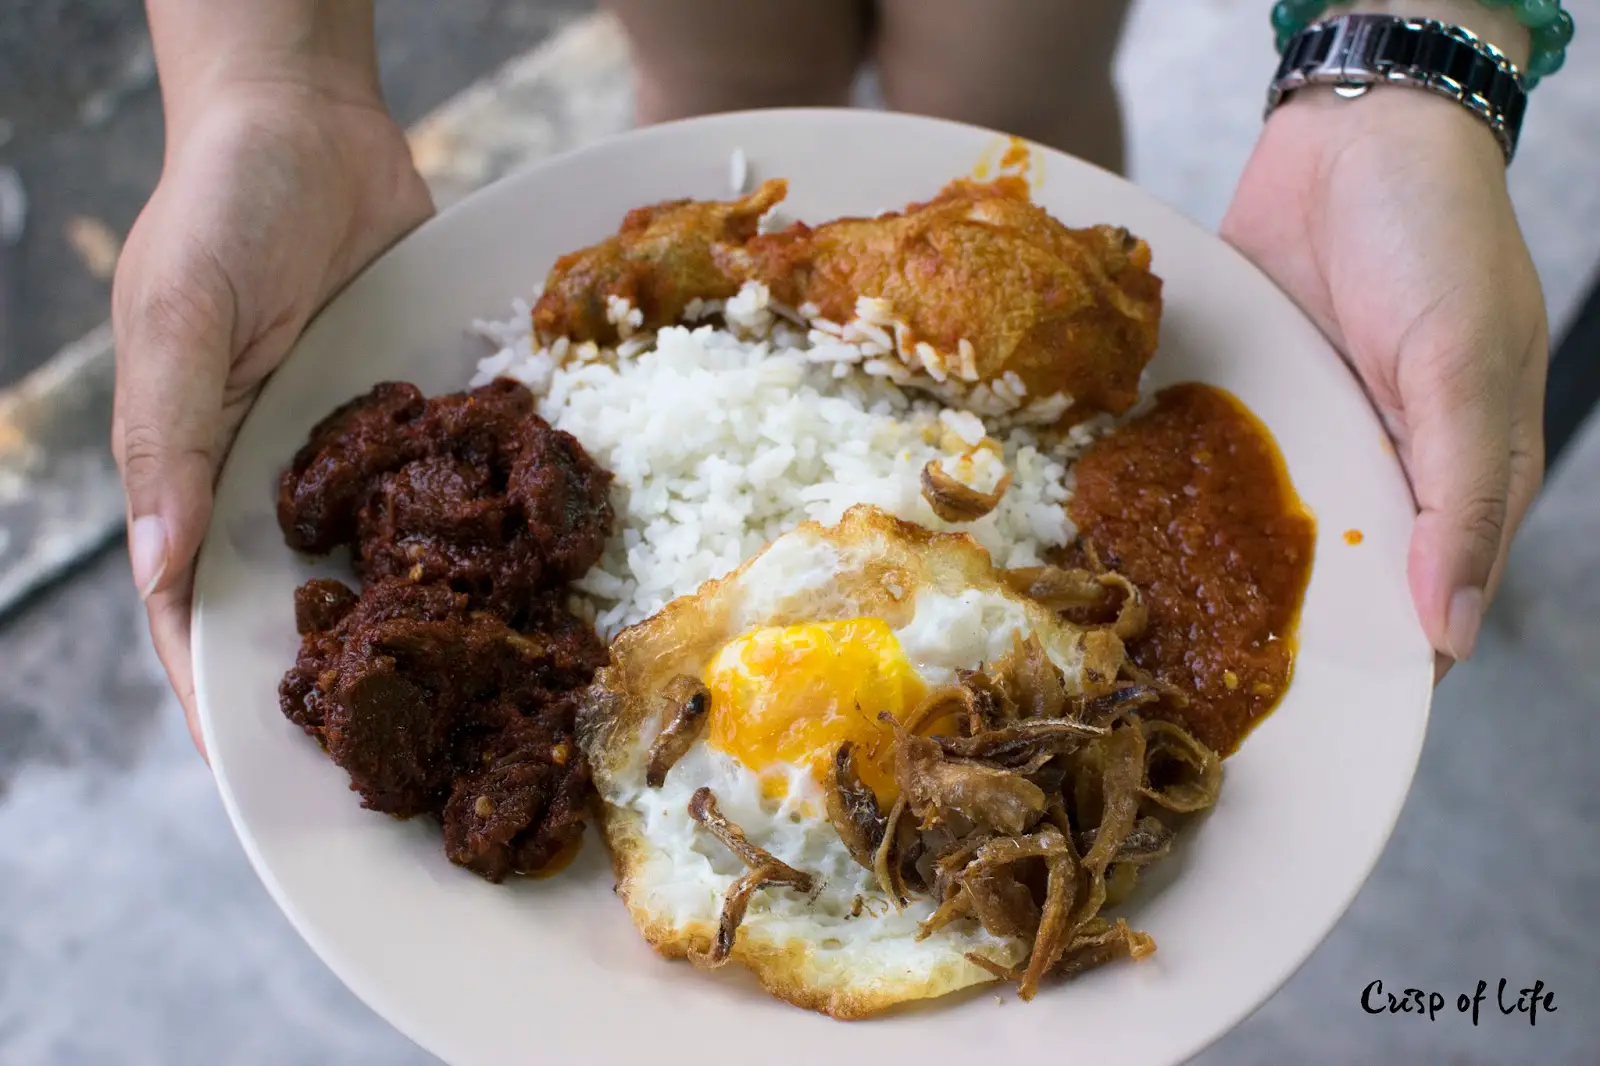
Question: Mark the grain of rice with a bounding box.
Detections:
[957,338,979,382]
[842,319,894,353]
[856,296,896,327]
[683,297,723,322]
[939,408,987,448]
[914,341,948,383]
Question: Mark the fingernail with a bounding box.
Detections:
[1446,586,1485,661]
[130,515,168,600]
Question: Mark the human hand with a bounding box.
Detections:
[113,75,432,755]
[1222,87,1547,679]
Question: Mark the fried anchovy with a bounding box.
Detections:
[921,459,1012,523]
[695,862,814,968]
[935,718,1107,762]
[872,794,913,910]
[687,787,816,967]
[646,675,712,787]
[825,741,887,868]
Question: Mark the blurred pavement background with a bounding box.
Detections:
[0,2,1596,1063]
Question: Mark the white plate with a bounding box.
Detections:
[193,109,1433,1066]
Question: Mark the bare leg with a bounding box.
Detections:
[600,0,871,125]
[873,0,1132,174]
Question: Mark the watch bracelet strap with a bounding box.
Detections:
[1267,14,1527,163]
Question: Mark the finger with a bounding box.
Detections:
[1484,361,1548,605]
[1399,336,1513,665]
[1478,442,1543,607]
[146,581,209,762]
[1420,312,1546,680]
[1435,652,1453,685]
[1431,425,1537,688]
[112,264,232,607]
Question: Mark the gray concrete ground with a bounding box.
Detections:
[2,2,1598,1064]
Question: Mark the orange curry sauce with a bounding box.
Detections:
[1064,383,1315,756]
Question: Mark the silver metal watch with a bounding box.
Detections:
[1267,14,1527,163]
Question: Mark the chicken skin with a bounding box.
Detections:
[735,178,1160,416]
[531,179,788,345]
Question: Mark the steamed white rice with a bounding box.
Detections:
[472,283,1101,638]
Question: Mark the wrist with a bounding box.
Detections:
[148,0,388,147]
[1249,86,1511,260]
[1269,4,1529,169]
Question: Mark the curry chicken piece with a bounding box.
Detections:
[532,179,789,344]
[725,177,1163,417]
[531,176,1163,419]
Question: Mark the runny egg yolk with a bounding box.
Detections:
[704,619,928,805]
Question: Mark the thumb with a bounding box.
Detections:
[1398,342,1512,665]
[112,275,232,602]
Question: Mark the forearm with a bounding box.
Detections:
[146,0,383,143]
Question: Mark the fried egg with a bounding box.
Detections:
[577,505,1124,1019]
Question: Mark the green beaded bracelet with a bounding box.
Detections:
[1270,0,1574,86]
